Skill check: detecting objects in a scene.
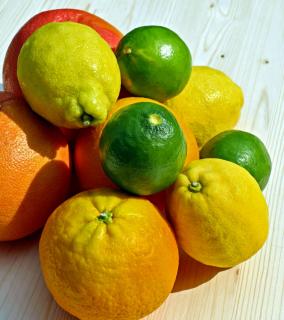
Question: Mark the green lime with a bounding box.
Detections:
[200,130,272,190]
[99,102,187,195]
[17,22,120,128]
[116,26,192,102]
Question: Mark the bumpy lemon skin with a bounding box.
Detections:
[167,158,269,268]
[17,22,121,128]
[166,66,244,147]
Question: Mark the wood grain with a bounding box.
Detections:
[0,0,283,319]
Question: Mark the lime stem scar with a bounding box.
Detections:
[124,47,132,55]
[81,113,94,126]
[149,113,162,125]
[97,211,113,224]
[188,181,202,193]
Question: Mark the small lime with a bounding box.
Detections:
[200,130,272,190]
[116,26,192,102]
[99,102,187,195]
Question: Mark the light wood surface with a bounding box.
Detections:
[0,1,283,319]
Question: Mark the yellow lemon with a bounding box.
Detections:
[166,66,244,147]
[17,22,121,128]
[39,188,178,320]
[167,158,269,268]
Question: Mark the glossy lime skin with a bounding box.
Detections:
[200,130,272,190]
[99,102,187,195]
[116,26,192,102]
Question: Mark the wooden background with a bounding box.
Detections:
[0,0,283,319]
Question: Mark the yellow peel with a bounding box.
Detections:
[17,22,120,128]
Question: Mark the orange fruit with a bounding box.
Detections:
[74,97,199,209]
[0,95,71,240]
[39,188,179,320]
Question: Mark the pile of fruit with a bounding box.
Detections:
[0,8,272,320]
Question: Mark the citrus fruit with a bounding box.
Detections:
[116,26,192,101]
[74,97,198,212]
[0,94,70,241]
[166,66,244,147]
[39,188,179,320]
[3,8,123,97]
[167,158,269,268]
[17,21,121,128]
[74,97,198,191]
[99,101,187,195]
[200,130,272,190]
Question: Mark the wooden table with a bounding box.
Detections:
[0,1,283,319]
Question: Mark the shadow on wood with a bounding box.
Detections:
[172,248,227,292]
[0,231,41,256]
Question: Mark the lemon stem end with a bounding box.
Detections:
[97,212,113,224]
[188,181,202,193]
[81,113,94,127]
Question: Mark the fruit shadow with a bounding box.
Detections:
[172,248,226,292]
[1,97,67,159]
[4,160,70,240]
[0,231,40,256]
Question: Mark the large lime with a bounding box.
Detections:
[200,130,272,190]
[99,102,187,195]
[116,26,192,102]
